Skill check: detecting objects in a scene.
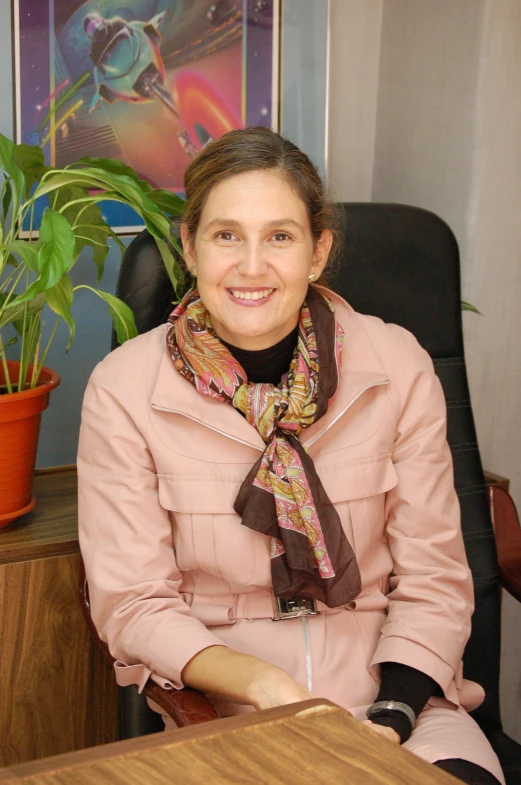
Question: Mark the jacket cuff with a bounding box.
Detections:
[115,625,228,691]
[370,636,458,705]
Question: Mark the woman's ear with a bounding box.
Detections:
[311,229,334,276]
[181,223,196,273]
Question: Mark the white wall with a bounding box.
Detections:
[372,0,484,265]
[328,0,521,743]
[328,0,383,201]
[463,0,521,744]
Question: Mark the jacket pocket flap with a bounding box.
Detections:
[318,453,398,502]
[158,475,241,514]
[158,454,398,512]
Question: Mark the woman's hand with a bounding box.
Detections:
[362,720,401,744]
[246,660,313,710]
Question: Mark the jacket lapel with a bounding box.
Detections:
[150,292,389,453]
[151,338,266,452]
[300,292,389,447]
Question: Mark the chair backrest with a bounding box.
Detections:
[116,203,502,735]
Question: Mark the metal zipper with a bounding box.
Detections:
[151,404,263,451]
[301,616,313,693]
[304,379,389,449]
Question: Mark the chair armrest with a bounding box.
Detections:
[488,484,521,602]
[143,681,220,727]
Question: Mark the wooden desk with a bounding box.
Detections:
[0,469,119,767]
[0,700,458,785]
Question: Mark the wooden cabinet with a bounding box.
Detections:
[0,469,119,767]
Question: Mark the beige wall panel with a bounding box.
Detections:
[327,0,383,200]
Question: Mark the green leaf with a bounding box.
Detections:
[34,172,95,199]
[73,156,153,193]
[46,274,75,350]
[74,285,137,344]
[147,189,185,217]
[51,185,111,275]
[35,169,173,243]
[4,333,19,349]
[0,292,46,328]
[461,300,482,315]
[106,225,126,254]
[3,240,40,271]
[2,178,12,218]
[0,134,25,217]
[154,236,186,300]
[7,209,75,305]
[37,208,75,283]
[98,178,163,215]
[13,143,46,198]
[36,171,164,238]
[72,224,112,281]
[92,242,109,283]
[52,184,96,224]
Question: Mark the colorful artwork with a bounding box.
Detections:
[13,0,279,231]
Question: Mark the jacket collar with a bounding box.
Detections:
[150,290,389,452]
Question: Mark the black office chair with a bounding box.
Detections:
[101,203,521,783]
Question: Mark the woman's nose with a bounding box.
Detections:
[236,240,268,277]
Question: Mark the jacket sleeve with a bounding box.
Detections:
[77,356,226,692]
[370,325,475,706]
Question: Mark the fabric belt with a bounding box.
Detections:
[233,591,353,621]
[182,586,383,627]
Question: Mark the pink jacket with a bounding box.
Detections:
[78,290,483,713]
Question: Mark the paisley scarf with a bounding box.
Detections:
[166,285,361,608]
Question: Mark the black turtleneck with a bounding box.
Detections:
[222,328,437,742]
[221,325,299,384]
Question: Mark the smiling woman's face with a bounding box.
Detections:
[181,169,332,350]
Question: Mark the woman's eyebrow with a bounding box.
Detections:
[202,218,306,232]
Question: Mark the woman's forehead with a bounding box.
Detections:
[200,170,309,224]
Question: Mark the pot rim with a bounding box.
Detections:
[0,361,60,401]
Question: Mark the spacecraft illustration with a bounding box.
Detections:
[83,9,238,156]
[85,12,177,114]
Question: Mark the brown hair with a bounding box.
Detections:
[182,126,344,274]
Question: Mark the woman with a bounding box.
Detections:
[78,127,504,784]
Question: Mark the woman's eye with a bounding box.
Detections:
[216,231,236,241]
[272,232,291,242]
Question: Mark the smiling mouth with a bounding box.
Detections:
[228,288,275,302]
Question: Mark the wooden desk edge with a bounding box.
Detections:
[0,701,341,781]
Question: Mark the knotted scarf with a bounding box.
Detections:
[166,285,361,608]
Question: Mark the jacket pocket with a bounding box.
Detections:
[317,452,398,561]
[157,475,269,586]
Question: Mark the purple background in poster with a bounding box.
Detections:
[245,0,276,128]
[16,0,51,147]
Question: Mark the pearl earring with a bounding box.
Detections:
[190,268,197,276]
[308,273,316,282]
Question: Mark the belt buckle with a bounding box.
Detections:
[272,596,319,621]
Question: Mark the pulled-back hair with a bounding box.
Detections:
[182,127,344,270]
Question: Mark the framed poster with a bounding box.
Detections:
[12,0,280,233]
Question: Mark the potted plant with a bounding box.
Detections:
[0,132,185,528]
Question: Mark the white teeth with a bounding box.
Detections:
[230,288,274,301]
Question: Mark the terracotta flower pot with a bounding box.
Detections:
[0,361,60,528]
